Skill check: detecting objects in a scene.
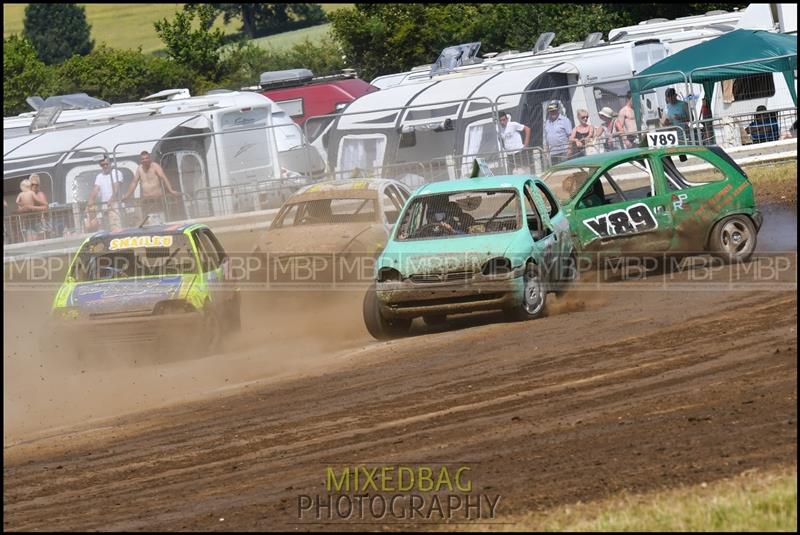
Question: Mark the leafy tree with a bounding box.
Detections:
[329,4,482,81]
[23,3,94,65]
[218,37,346,90]
[329,3,749,81]
[154,4,226,81]
[3,35,56,116]
[198,3,328,38]
[56,46,200,105]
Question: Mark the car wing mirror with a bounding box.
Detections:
[678,154,688,162]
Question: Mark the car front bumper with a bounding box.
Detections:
[48,311,203,351]
[375,267,524,319]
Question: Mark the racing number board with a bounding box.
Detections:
[582,203,658,238]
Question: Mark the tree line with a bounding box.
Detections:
[4,3,745,116]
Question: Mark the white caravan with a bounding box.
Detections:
[3,90,325,211]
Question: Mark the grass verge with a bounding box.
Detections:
[498,466,797,532]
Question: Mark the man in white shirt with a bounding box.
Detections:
[87,157,123,231]
[498,111,531,173]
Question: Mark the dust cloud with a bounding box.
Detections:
[3,285,373,446]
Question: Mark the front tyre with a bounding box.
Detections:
[505,263,547,321]
[202,306,223,355]
[709,215,756,264]
[363,284,411,340]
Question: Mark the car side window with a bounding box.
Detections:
[661,154,726,188]
[202,229,227,263]
[601,158,654,202]
[576,175,616,210]
[534,182,559,218]
[383,185,405,224]
[194,230,219,272]
[524,185,549,240]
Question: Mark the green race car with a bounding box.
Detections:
[540,146,762,263]
[48,223,240,358]
[363,174,576,339]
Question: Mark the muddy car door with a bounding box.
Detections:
[192,228,228,308]
[569,156,674,255]
[523,183,559,282]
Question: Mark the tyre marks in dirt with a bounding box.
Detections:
[4,288,797,531]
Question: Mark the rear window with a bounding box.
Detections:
[72,233,195,281]
[272,197,378,227]
[396,189,520,241]
[541,166,600,203]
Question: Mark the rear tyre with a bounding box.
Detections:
[504,263,547,321]
[363,284,411,340]
[423,314,447,326]
[708,215,756,264]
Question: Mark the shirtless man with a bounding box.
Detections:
[122,151,178,220]
[616,91,639,148]
[122,151,178,201]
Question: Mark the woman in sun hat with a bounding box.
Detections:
[595,106,620,153]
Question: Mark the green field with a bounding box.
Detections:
[500,467,797,531]
[245,23,333,51]
[3,3,350,54]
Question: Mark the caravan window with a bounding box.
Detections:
[337,135,387,175]
[70,167,133,204]
[591,81,630,120]
[728,73,776,102]
[464,120,501,158]
[220,109,275,183]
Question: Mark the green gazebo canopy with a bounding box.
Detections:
[630,29,797,126]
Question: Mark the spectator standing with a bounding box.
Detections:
[595,107,620,153]
[616,91,640,148]
[569,109,595,158]
[543,101,572,165]
[16,177,47,241]
[88,157,123,231]
[660,88,690,142]
[122,151,178,220]
[498,111,531,173]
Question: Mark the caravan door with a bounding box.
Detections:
[161,151,207,197]
[161,151,207,219]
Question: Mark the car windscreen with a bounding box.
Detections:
[72,233,196,281]
[540,166,599,203]
[395,189,520,241]
[272,197,378,228]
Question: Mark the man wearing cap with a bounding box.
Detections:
[543,101,572,164]
[87,157,123,232]
[596,107,620,152]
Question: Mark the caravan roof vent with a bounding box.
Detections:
[533,32,556,53]
[27,93,109,112]
[206,89,235,95]
[141,88,191,101]
[609,30,628,43]
[641,18,669,25]
[429,42,482,76]
[495,50,520,58]
[705,10,728,15]
[259,68,314,89]
[582,32,603,48]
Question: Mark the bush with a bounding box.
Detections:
[56,45,201,104]
[3,35,56,116]
[218,38,346,91]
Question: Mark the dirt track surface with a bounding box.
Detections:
[4,201,798,531]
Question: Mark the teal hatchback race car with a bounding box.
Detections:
[363,174,575,339]
[47,223,240,358]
